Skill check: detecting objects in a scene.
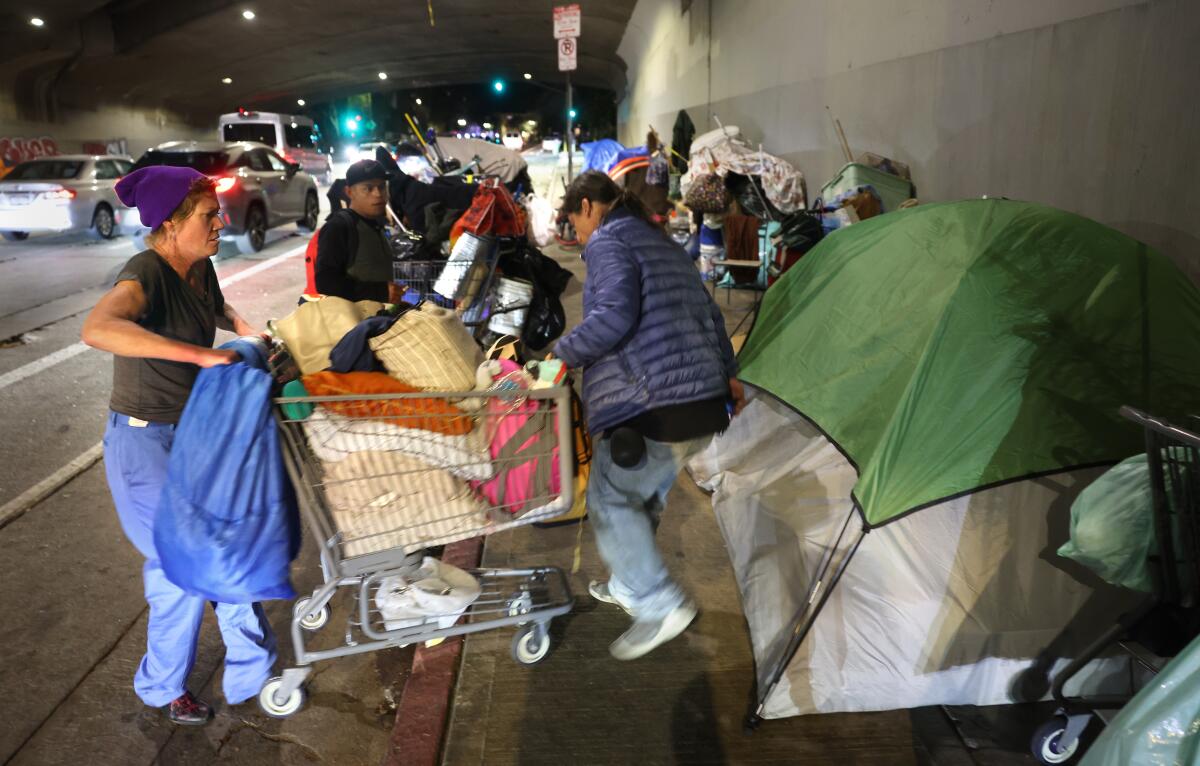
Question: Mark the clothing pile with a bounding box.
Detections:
[271,298,567,559]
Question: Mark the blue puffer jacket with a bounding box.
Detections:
[555,208,737,434]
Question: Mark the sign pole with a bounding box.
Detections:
[566,72,574,184]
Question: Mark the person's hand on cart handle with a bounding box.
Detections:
[730,378,747,416]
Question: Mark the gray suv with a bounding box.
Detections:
[0,155,134,241]
[123,140,319,254]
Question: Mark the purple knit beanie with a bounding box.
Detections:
[114,166,207,230]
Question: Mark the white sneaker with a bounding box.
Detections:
[588,580,633,615]
[609,600,698,661]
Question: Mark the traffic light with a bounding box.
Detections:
[568,108,577,119]
[492,79,505,93]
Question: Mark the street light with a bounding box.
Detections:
[523,72,532,80]
[378,72,388,80]
[296,98,306,106]
[29,16,45,26]
[242,9,255,20]
[222,77,233,84]
[415,98,423,105]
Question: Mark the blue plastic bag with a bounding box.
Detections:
[153,339,300,603]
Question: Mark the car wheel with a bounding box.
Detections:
[297,192,319,232]
[2,231,30,242]
[91,204,116,239]
[235,205,267,254]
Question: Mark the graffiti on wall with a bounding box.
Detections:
[82,139,129,157]
[0,136,60,167]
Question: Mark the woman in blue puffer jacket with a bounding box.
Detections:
[555,171,745,660]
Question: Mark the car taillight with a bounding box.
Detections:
[214,176,238,194]
[43,188,76,201]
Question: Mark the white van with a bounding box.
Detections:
[219,111,332,184]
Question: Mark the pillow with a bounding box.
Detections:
[368,304,483,391]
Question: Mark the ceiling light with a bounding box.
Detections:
[222,77,233,84]
[378,72,388,80]
[242,9,255,20]
[415,98,422,105]
[457,118,467,127]
[523,73,532,80]
[296,98,306,106]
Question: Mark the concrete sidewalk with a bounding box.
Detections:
[433,243,1050,765]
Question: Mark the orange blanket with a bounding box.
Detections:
[301,371,473,435]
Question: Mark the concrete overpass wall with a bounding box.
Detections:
[616,0,1200,279]
[0,92,209,165]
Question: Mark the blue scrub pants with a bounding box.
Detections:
[103,411,277,707]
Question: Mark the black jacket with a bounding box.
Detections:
[314,209,389,302]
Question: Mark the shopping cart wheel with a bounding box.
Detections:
[258,677,307,718]
[293,597,330,631]
[511,624,551,665]
[1031,717,1080,764]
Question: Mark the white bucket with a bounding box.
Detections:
[487,277,534,336]
[434,232,490,300]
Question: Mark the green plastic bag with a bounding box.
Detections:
[1058,455,1156,593]
[1080,631,1200,765]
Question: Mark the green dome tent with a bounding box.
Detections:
[730,199,1200,723]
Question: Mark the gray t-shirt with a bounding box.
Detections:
[108,250,225,424]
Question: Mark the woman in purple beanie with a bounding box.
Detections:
[81,166,277,726]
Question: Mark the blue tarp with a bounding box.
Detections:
[153,338,300,603]
[581,139,623,173]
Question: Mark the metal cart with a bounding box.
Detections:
[1031,406,1200,763]
[391,238,535,344]
[258,378,576,718]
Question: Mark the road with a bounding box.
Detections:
[0,150,573,765]
[0,201,412,765]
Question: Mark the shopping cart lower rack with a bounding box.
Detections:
[258,380,576,718]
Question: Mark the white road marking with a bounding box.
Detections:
[0,443,104,530]
[0,342,91,392]
[0,240,311,526]
[0,240,308,393]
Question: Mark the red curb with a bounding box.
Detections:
[381,536,484,766]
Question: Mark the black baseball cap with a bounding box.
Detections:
[345,159,388,186]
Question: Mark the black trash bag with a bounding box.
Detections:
[497,242,573,351]
[774,210,824,253]
[725,172,783,220]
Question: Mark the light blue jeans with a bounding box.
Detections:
[103,412,277,707]
[587,433,709,622]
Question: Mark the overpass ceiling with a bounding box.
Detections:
[1,0,634,118]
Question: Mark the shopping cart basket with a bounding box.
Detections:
[392,240,521,341]
[257,372,576,718]
[1031,406,1200,763]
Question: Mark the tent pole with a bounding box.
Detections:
[748,508,854,710]
[745,522,868,732]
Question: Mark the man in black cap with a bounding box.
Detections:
[314,159,397,301]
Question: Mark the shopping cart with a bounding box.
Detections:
[1031,407,1200,764]
[391,238,530,342]
[257,372,576,718]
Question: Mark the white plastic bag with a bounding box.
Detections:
[375,556,482,632]
[523,193,555,247]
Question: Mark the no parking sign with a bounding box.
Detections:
[557,36,577,72]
